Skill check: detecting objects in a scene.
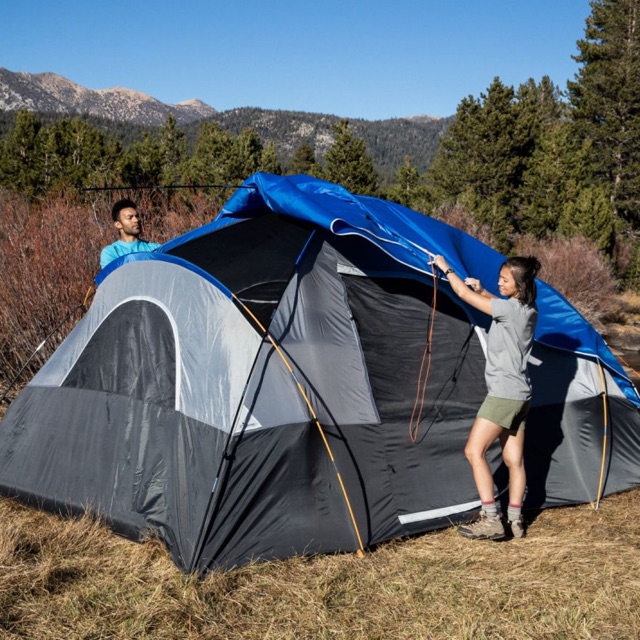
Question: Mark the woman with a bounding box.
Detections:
[433,254,541,540]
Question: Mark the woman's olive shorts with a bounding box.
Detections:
[477,396,530,431]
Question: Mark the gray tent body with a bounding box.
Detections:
[1,179,639,573]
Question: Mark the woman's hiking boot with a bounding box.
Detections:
[508,518,526,539]
[457,512,505,540]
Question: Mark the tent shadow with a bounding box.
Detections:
[517,334,582,524]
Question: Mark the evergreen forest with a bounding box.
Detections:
[0,0,638,292]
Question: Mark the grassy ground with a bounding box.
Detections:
[0,488,639,639]
[0,292,639,639]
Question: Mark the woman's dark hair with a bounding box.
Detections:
[502,256,541,308]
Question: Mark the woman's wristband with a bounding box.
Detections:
[444,268,455,276]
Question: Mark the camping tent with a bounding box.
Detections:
[0,172,639,573]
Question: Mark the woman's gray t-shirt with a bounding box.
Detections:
[485,297,538,401]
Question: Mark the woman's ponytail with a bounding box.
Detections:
[503,256,541,308]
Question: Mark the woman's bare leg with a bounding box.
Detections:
[500,427,526,506]
[464,417,504,502]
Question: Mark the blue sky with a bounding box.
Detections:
[4,1,592,120]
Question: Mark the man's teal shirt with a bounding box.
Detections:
[100,239,160,269]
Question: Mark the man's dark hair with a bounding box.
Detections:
[111,198,137,222]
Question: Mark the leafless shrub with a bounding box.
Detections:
[0,190,218,387]
[431,203,497,248]
[514,233,618,326]
[0,190,102,383]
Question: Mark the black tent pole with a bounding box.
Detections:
[187,233,319,574]
[80,184,256,192]
[186,333,269,574]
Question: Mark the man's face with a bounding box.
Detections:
[115,207,142,239]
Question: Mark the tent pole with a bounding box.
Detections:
[188,232,321,573]
[593,363,610,510]
[186,339,267,574]
[232,293,366,557]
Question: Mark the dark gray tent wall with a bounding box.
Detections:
[194,232,495,570]
[0,213,639,573]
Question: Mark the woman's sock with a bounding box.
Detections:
[481,500,498,518]
[507,503,522,522]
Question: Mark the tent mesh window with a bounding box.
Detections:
[167,214,314,328]
[341,274,487,422]
[62,300,176,409]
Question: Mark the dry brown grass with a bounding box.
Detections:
[0,490,639,639]
[619,291,640,318]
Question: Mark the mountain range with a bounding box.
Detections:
[0,67,452,175]
[0,68,217,125]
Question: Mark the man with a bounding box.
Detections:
[100,199,160,269]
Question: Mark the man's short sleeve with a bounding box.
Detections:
[100,245,117,269]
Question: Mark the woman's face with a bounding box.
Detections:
[498,266,519,298]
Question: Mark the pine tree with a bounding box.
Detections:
[324,119,378,196]
[424,94,482,208]
[568,0,640,227]
[516,76,565,133]
[0,110,43,195]
[558,184,618,256]
[513,76,565,183]
[230,128,263,181]
[518,121,592,237]
[119,132,163,188]
[623,238,640,289]
[425,78,531,249]
[40,117,114,190]
[288,142,320,176]
[259,141,282,175]
[386,156,429,213]
[159,115,187,185]
[187,122,234,185]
